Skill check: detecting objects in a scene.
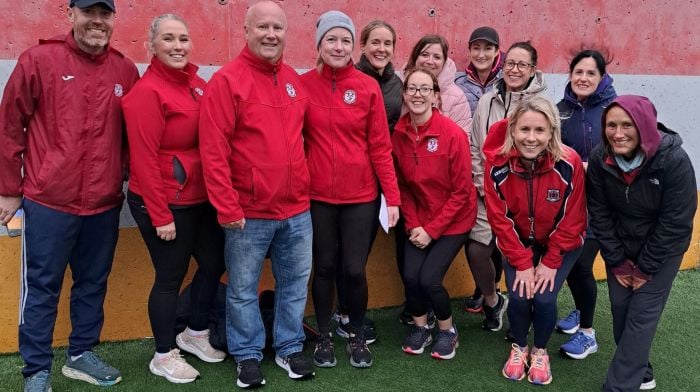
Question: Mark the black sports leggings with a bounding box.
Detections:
[311,200,378,334]
[565,238,599,329]
[403,233,467,321]
[128,193,225,353]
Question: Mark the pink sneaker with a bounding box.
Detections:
[528,348,552,385]
[502,343,528,381]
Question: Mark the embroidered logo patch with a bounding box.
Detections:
[194,87,204,96]
[285,83,296,98]
[546,189,560,202]
[343,90,356,104]
[649,178,660,185]
[427,137,439,152]
[62,75,75,81]
[114,84,123,97]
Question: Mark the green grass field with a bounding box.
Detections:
[2,269,699,391]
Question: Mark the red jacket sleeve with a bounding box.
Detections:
[541,153,587,269]
[198,72,244,224]
[424,130,474,239]
[367,86,401,206]
[0,51,38,196]
[123,85,173,227]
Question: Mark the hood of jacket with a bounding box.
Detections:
[562,73,616,108]
[602,95,662,159]
[464,50,505,87]
[437,57,459,91]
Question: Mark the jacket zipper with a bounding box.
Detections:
[527,160,536,243]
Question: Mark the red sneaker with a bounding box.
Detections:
[502,343,528,381]
[528,348,552,385]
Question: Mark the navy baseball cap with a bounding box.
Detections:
[69,0,115,12]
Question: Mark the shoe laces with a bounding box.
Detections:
[80,351,110,370]
[570,331,587,345]
[563,310,579,324]
[508,344,527,366]
[530,349,548,371]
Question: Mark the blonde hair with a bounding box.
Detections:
[500,96,566,162]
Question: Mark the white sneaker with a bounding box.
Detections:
[149,349,200,384]
[640,378,656,390]
[176,330,226,363]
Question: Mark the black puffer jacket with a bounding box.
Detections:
[587,97,697,275]
[356,54,403,134]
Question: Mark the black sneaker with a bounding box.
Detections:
[275,352,314,380]
[431,326,459,360]
[464,290,484,313]
[483,292,509,331]
[347,329,373,368]
[398,307,414,325]
[402,325,433,355]
[313,333,336,368]
[236,359,265,389]
[336,321,377,344]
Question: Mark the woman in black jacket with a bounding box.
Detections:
[587,95,697,392]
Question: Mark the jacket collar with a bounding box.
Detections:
[320,60,355,80]
[148,56,199,84]
[357,54,396,83]
[59,31,111,64]
[562,73,616,107]
[395,108,443,139]
[465,50,504,87]
[239,45,283,74]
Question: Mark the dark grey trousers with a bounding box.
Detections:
[602,255,683,391]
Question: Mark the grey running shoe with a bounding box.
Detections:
[61,351,122,386]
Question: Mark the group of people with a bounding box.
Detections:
[0,1,696,392]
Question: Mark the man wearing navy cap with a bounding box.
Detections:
[0,0,138,390]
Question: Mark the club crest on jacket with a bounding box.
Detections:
[343,89,356,104]
[285,83,296,98]
[546,189,560,202]
[114,84,123,97]
[427,137,438,152]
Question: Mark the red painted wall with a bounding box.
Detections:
[1,0,698,75]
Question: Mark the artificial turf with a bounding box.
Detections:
[1,269,698,391]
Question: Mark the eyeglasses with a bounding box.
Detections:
[405,86,434,96]
[504,60,534,71]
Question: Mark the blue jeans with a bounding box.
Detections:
[224,211,312,362]
[503,245,582,348]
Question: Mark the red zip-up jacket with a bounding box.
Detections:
[300,62,400,206]
[483,119,586,270]
[199,46,310,223]
[122,57,208,227]
[392,109,477,238]
[0,32,139,215]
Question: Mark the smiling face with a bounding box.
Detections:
[415,43,445,77]
[503,47,535,92]
[150,19,191,70]
[244,1,287,64]
[605,106,640,158]
[511,110,552,160]
[360,27,394,75]
[68,5,114,55]
[403,71,437,122]
[570,57,603,101]
[319,27,353,69]
[469,40,498,73]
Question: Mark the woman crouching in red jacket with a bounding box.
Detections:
[483,96,586,385]
[393,69,477,360]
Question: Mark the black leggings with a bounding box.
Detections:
[565,238,599,329]
[403,233,467,321]
[466,241,503,297]
[128,193,225,353]
[311,200,378,334]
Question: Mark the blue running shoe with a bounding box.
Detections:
[24,370,51,392]
[560,330,598,359]
[556,309,580,334]
[61,351,122,386]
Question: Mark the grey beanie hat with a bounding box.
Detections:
[315,10,355,48]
